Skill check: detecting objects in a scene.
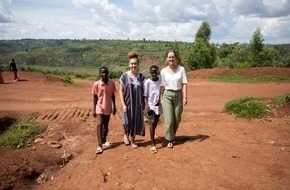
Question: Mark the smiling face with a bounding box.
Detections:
[150,67,159,81]
[166,51,176,66]
[99,68,109,83]
[129,57,139,73]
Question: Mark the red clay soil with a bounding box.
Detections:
[0,68,290,190]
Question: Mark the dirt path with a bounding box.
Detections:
[0,69,290,190]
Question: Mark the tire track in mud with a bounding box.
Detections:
[31,107,93,121]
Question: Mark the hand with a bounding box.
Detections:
[145,105,150,112]
[155,97,162,106]
[183,97,187,106]
[122,105,127,113]
[93,113,97,118]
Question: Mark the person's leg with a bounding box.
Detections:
[96,114,104,154]
[162,91,175,141]
[102,115,110,143]
[149,112,156,147]
[173,91,183,135]
[13,71,17,81]
[131,136,138,149]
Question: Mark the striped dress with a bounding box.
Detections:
[119,71,145,137]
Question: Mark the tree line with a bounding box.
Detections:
[1,22,290,75]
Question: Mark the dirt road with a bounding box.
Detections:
[0,68,289,190]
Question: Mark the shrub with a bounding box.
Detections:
[0,119,46,148]
[223,97,270,119]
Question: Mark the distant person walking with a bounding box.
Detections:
[92,66,117,154]
[9,59,18,82]
[119,51,145,149]
[159,49,188,148]
[0,66,4,84]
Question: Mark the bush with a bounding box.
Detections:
[274,93,290,105]
[223,97,270,119]
[0,119,46,148]
[233,61,252,69]
[58,75,73,84]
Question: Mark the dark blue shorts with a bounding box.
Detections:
[147,110,160,124]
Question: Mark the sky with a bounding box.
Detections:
[0,0,290,44]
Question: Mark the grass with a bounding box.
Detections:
[209,73,290,83]
[223,97,271,119]
[0,118,47,148]
[274,93,290,105]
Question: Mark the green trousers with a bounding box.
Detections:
[162,90,183,141]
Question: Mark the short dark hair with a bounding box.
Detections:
[99,66,108,73]
[150,65,159,71]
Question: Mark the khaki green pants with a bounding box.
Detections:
[162,90,183,141]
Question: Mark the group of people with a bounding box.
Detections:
[91,49,188,154]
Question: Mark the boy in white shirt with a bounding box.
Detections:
[144,65,163,154]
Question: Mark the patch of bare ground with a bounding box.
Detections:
[0,68,289,190]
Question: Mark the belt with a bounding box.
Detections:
[165,89,181,92]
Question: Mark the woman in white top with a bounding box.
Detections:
[159,49,188,148]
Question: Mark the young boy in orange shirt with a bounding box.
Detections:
[92,67,116,154]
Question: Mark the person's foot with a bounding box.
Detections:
[131,143,138,149]
[150,146,157,154]
[123,135,130,145]
[167,142,173,148]
[96,146,103,154]
[103,142,112,147]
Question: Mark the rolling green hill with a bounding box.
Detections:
[0,39,191,75]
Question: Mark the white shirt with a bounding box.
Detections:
[160,65,187,90]
[144,78,163,115]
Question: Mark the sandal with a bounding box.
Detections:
[150,146,157,154]
[131,143,138,149]
[167,142,173,148]
[123,135,130,145]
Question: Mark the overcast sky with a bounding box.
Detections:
[1,0,290,44]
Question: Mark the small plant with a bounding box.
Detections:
[274,93,290,105]
[0,119,47,148]
[223,97,270,119]
[58,75,73,84]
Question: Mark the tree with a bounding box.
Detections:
[249,28,264,67]
[185,21,216,69]
[195,21,211,42]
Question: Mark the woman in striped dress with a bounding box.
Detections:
[119,51,145,149]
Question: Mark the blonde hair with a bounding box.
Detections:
[128,51,139,63]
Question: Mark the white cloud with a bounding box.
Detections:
[0,0,289,44]
[0,0,14,23]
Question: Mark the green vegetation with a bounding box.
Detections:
[0,39,191,76]
[1,30,290,77]
[209,74,290,83]
[0,118,47,148]
[223,97,270,119]
[274,93,290,105]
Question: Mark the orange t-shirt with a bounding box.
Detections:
[92,80,116,115]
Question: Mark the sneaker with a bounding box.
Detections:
[103,142,112,147]
[131,143,138,149]
[96,146,103,154]
[167,142,173,148]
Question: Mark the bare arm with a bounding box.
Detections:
[182,83,187,106]
[158,86,165,105]
[93,95,98,117]
[112,93,116,115]
[119,84,127,112]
